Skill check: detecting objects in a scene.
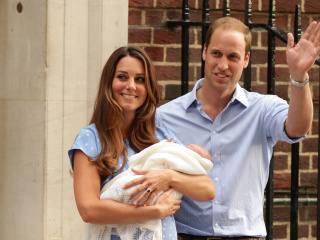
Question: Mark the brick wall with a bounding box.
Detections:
[128,0,320,239]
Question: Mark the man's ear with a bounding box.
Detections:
[243,52,250,68]
[202,44,207,61]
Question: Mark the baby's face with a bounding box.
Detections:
[186,144,212,161]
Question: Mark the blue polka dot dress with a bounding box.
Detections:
[69,124,180,240]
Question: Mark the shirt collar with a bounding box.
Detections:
[183,79,249,110]
[231,83,249,107]
[183,78,204,110]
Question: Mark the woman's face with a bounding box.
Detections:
[112,56,147,118]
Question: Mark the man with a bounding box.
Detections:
[156,17,320,239]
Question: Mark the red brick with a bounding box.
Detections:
[311,224,317,237]
[165,84,181,100]
[313,102,319,119]
[209,12,224,23]
[298,224,309,238]
[157,84,164,100]
[251,1,259,12]
[301,138,318,153]
[251,15,269,26]
[274,84,289,100]
[145,10,165,25]
[167,10,182,21]
[314,102,319,122]
[190,29,197,45]
[309,68,320,85]
[189,0,197,9]
[188,81,196,91]
[312,155,318,169]
[251,84,267,95]
[275,37,287,48]
[299,155,310,170]
[276,15,289,29]
[261,31,268,48]
[274,206,290,222]
[195,28,203,46]
[195,65,202,80]
[313,15,320,22]
[197,0,216,10]
[154,28,181,44]
[189,48,202,63]
[230,0,246,11]
[128,28,152,43]
[274,68,290,84]
[189,10,203,22]
[288,15,314,33]
[304,1,320,14]
[260,1,269,12]
[273,224,287,238]
[250,31,258,48]
[158,99,170,106]
[251,49,268,65]
[229,13,246,23]
[274,173,291,188]
[312,85,319,101]
[276,0,301,13]
[144,46,164,62]
[299,205,317,221]
[129,9,142,26]
[274,141,292,152]
[300,172,317,187]
[301,15,313,30]
[275,49,287,65]
[129,0,153,8]
[311,121,318,135]
[166,47,181,62]
[155,65,181,80]
[274,154,289,171]
[156,0,182,8]
[189,67,195,83]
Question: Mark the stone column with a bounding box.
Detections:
[0,0,128,239]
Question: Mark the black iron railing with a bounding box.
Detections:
[167,0,320,239]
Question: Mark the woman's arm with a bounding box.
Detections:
[73,150,181,225]
[123,169,215,206]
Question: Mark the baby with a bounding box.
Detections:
[83,140,213,240]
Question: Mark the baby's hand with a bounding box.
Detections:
[166,138,177,143]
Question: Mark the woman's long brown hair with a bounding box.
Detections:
[90,46,160,176]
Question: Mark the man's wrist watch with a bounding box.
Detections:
[289,74,309,87]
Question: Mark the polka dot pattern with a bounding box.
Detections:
[68,124,181,240]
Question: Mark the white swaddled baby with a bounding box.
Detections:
[83,140,213,240]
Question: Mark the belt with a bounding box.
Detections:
[178,233,261,240]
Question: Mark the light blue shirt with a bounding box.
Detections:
[156,79,304,238]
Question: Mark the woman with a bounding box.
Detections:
[68,46,215,239]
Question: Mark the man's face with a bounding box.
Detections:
[202,28,250,95]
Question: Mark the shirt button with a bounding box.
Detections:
[197,100,201,104]
[214,154,218,158]
[215,200,219,204]
[215,222,219,227]
[212,131,216,135]
[214,177,219,182]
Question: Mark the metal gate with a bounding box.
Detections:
[167,0,320,239]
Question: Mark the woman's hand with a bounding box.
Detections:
[154,187,181,218]
[73,150,180,224]
[123,168,173,206]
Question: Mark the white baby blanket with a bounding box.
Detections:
[82,140,213,240]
